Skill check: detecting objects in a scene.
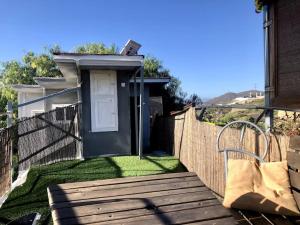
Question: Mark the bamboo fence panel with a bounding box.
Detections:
[158,107,290,196]
[0,104,82,198]
[0,127,13,196]
[17,103,82,171]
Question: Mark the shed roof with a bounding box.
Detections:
[129,77,170,84]
[12,77,169,93]
[34,76,169,85]
[53,52,144,82]
[53,52,144,57]
[34,77,65,81]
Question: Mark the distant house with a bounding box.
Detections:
[13,50,170,157]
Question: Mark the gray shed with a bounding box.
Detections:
[52,53,170,157]
[13,53,170,157]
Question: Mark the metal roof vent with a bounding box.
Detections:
[120,40,141,56]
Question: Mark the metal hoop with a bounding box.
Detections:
[216,120,269,179]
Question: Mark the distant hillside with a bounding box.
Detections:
[205,90,264,105]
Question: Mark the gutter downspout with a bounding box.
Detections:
[138,65,144,159]
[263,5,273,132]
[75,60,82,103]
[133,69,139,155]
[75,60,83,160]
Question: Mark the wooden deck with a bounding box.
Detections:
[47,172,238,225]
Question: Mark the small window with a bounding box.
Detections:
[66,107,75,120]
[52,104,72,121]
[55,108,65,121]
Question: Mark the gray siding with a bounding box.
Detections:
[81,70,131,157]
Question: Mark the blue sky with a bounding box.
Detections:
[0,0,263,99]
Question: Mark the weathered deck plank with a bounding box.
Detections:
[52,191,217,220]
[56,199,221,225]
[51,175,200,195]
[87,205,234,225]
[49,172,197,191]
[50,186,208,209]
[186,217,239,225]
[49,180,204,204]
[47,172,237,225]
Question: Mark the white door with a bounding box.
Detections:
[90,70,118,132]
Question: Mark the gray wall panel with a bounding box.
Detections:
[81,70,131,157]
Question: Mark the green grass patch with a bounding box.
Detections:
[0,156,185,225]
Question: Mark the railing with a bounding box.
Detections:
[195,104,300,134]
[195,104,300,112]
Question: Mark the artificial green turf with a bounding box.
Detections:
[0,156,185,225]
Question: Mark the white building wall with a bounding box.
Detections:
[44,89,78,112]
[18,92,45,118]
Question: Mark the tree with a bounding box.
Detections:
[143,56,206,112]
[143,56,185,99]
[0,46,62,112]
[161,76,187,113]
[1,47,62,85]
[23,51,62,78]
[185,94,203,106]
[144,56,170,78]
[74,43,117,54]
[142,55,190,112]
[254,0,264,12]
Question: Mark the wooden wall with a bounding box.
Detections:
[157,107,290,196]
[269,0,300,108]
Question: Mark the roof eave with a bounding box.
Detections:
[34,77,76,89]
[11,84,43,93]
[53,54,144,66]
[54,54,144,82]
[129,77,170,84]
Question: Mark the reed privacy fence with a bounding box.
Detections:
[0,127,13,197]
[0,103,82,197]
[155,107,291,196]
[18,103,82,170]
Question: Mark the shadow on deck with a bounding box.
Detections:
[47,172,237,225]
